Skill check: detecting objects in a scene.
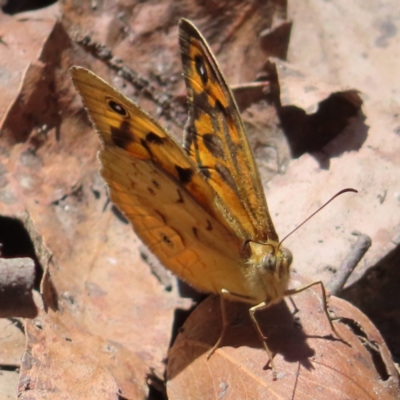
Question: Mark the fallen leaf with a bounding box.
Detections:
[168,275,399,399]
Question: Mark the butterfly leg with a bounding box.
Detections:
[208,291,278,379]
[207,289,255,359]
[249,301,278,380]
[206,290,229,359]
[285,281,348,345]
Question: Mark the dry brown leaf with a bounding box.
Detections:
[168,275,399,399]
[0,0,398,398]
[19,302,147,399]
[0,317,25,367]
[0,5,58,123]
[0,318,25,398]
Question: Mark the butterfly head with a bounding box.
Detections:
[246,240,292,303]
[262,245,292,276]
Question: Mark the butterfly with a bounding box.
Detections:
[71,18,345,379]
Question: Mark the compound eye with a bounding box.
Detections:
[262,254,276,272]
[280,248,293,266]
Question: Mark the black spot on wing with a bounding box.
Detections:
[206,220,212,231]
[191,91,222,141]
[192,227,198,238]
[202,133,224,159]
[183,125,196,154]
[176,189,184,203]
[146,132,165,144]
[215,99,229,116]
[175,166,194,184]
[111,121,134,150]
[160,232,173,247]
[199,166,211,179]
[192,90,212,120]
[147,187,155,195]
[194,55,208,85]
[108,99,128,116]
[140,138,150,153]
[152,180,160,188]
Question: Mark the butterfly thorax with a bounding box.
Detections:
[246,241,292,305]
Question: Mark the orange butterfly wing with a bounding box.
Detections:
[179,19,278,243]
[70,67,259,299]
[71,19,292,306]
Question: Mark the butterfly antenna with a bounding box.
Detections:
[279,188,358,247]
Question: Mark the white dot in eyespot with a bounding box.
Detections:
[198,63,206,77]
[108,100,127,116]
[114,103,123,113]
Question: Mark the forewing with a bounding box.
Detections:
[70,67,249,296]
[179,19,278,242]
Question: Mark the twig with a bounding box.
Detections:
[0,257,37,318]
[328,231,372,295]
